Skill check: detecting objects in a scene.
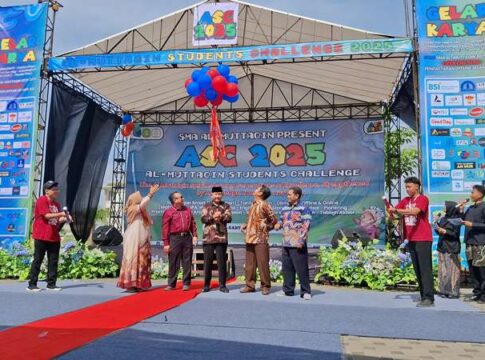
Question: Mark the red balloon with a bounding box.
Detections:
[207,69,219,79]
[212,76,228,93]
[121,123,134,137]
[225,83,239,97]
[210,94,223,106]
[194,94,209,107]
[184,78,192,88]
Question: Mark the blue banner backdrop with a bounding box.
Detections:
[126,120,385,246]
[0,3,48,248]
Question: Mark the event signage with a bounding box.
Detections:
[0,4,48,248]
[125,120,386,246]
[416,0,485,200]
[48,38,413,71]
[193,2,239,46]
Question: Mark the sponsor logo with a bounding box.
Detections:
[476,119,485,125]
[452,181,464,192]
[463,128,473,137]
[10,124,22,133]
[0,101,7,112]
[477,82,485,90]
[456,139,469,146]
[469,107,484,117]
[15,133,30,139]
[450,108,468,116]
[464,94,477,105]
[455,162,476,169]
[464,182,477,191]
[479,137,485,147]
[427,80,460,93]
[16,159,24,168]
[450,128,462,137]
[475,128,485,136]
[461,81,476,92]
[0,171,10,177]
[432,161,451,170]
[431,108,449,116]
[0,125,10,131]
[0,188,12,195]
[458,150,471,159]
[0,114,7,123]
[445,95,463,106]
[18,101,34,109]
[454,119,475,125]
[430,117,453,126]
[0,134,14,140]
[477,93,485,105]
[8,113,17,123]
[431,149,446,159]
[431,128,450,136]
[451,169,464,179]
[6,101,18,111]
[431,94,444,106]
[431,171,450,178]
[0,152,7,157]
[17,111,32,123]
[20,186,28,196]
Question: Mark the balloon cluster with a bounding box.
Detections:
[185,64,239,107]
[121,114,134,137]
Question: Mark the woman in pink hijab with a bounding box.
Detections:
[117,184,160,291]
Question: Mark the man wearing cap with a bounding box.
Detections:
[201,186,232,293]
[27,181,69,292]
[460,184,485,304]
[162,191,198,291]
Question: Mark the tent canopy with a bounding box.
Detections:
[62,0,408,113]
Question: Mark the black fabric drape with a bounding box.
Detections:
[45,80,120,241]
[390,72,416,131]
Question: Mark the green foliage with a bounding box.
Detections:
[315,239,424,291]
[237,259,285,283]
[151,255,195,280]
[384,127,418,190]
[0,241,119,280]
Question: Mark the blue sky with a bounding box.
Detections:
[5,0,410,54]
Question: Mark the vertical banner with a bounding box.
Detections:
[416,1,485,264]
[126,120,385,246]
[417,0,485,202]
[193,2,238,46]
[0,4,48,248]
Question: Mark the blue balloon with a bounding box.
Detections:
[206,88,218,101]
[228,75,238,84]
[198,74,212,90]
[217,64,230,77]
[122,114,132,124]
[191,70,202,82]
[224,94,239,103]
[187,82,201,97]
[200,67,209,74]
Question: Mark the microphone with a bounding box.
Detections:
[382,196,394,220]
[455,198,469,208]
[62,206,73,224]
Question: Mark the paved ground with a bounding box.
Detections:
[1,279,484,359]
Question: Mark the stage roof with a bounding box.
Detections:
[61,0,408,113]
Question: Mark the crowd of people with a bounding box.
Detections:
[27,178,485,308]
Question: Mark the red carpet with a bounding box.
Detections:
[0,280,226,359]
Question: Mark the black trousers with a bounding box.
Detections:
[167,234,193,287]
[28,239,61,287]
[203,243,227,288]
[468,260,485,299]
[408,241,434,301]
[282,246,311,295]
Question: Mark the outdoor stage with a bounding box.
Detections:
[0,279,484,359]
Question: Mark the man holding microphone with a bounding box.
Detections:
[27,180,71,292]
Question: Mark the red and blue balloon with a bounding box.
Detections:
[185,64,239,108]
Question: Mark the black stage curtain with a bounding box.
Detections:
[44,80,120,242]
[390,72,416,131]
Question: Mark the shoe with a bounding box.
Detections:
[448,295,459,299]
[202,286,210,293]
[464,295,480,302]
[302,293,312,300]
[26,285,41,292]
[165,286,175,291]
[46,286,62,291]
[240,286,255,293]
[182,285,190,291]
[477,298,485,304]
[261,288,270,296]
[416,299,434,307]
[276,290,293,297]
[219,287,229,293]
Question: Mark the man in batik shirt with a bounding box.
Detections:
[275,186,312,299]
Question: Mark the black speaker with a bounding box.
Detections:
[331,227,371,249]
[92,225,123,246]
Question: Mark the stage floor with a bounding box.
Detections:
[1,279,484,359]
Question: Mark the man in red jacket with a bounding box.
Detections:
[27,181,69,292]
[162,191,198,291]
[390,177,434,307]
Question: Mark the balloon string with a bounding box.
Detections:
[210,106,225,161]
